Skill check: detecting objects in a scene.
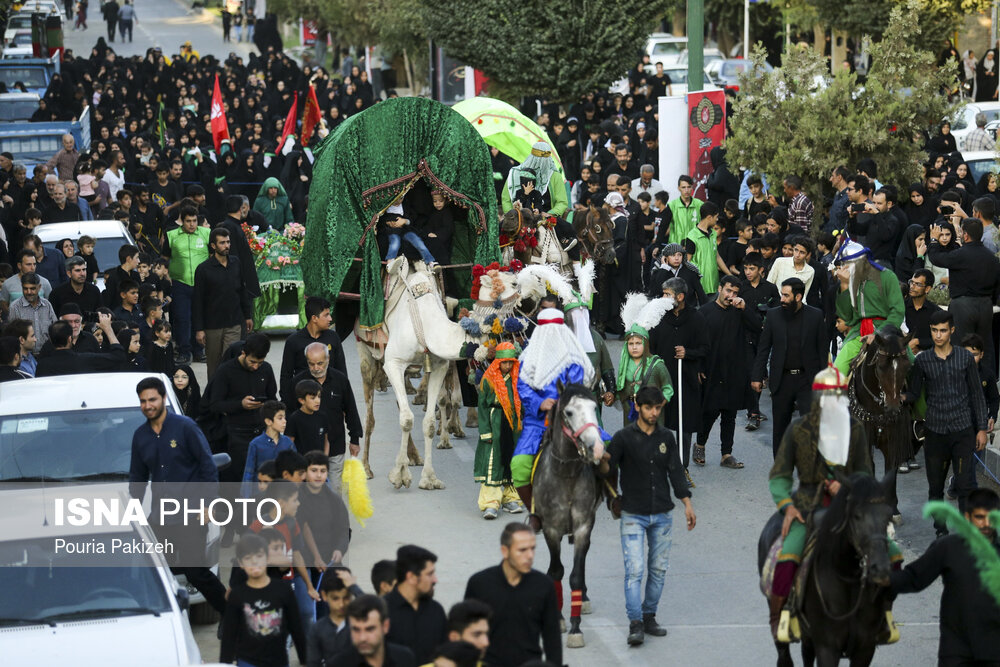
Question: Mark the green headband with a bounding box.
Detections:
[494,348,519,360]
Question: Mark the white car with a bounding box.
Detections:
[2,30,34,59]
[14,0,63,20]
[961,150,999,185]
[643,64,719,96]
[676,47,724,68]
[645,33,688,68]
[950,102,1000,150]
[34,219,137,291]
[0,372,223,618]
[3,12,34,45]
[0,485,202,666]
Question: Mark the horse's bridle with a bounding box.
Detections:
[580,211,614,260]
[560,422,602,462]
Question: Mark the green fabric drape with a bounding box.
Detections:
[253,283,307,330]
[302,97,500,330]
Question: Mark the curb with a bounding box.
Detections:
[980,443,1000,489]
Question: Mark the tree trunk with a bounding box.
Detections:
[812,24,825,57]
[831,30,849,73]
[403,48,414,92]
[673,8,686,36]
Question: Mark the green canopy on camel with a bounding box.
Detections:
[302,96,500,330]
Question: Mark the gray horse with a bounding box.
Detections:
[533,382,607,648]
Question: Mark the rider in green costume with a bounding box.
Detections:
[831,240,905,376]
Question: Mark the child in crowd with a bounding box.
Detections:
[121,329,147,371]
[242,401,294,498]
[307,569,362,666]
[147,321,174,375]
[381,201,437,267]
[220,533,307,667]
[138,296,161,350]
[256,459,276,493]
[275,449,309,483]
[744,174,772,219]
[299,451,351,593]
[151,258,171,307]
[513,169,543,213]
[75,235,98,283]
[285,379,329,457]
[370,560,396,597]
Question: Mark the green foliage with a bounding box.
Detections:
[808,0,992,52]
[725,2,959,225]
[418,0,672,102]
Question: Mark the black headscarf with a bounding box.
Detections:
[894,224,925,282]
[905,183,935,228]
[173,364,201,417]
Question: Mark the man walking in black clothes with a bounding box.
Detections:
[751,277,827,456]
[904,310,990,538]
[891,488,1000,665]
[465,523,562,667]
[927,218,1000,370]
[904,268,942,355]
[384,545,447,664]
[205,333,277,487]
[330,595,417,667]
[649,277,709,480]
[696,275,762,469]
[218,195,261,307]
[101,0,119,42]
[49,256,101,315]
[740,252,779,431]
[289,341,362,487]
[129,376,227,616]
[193,227,252,377]
[36,315,126,376]
[280,296,348,403]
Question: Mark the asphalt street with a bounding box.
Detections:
[63,5,948,664]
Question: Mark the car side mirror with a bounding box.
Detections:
[212,453,231,471]
[175,586,190,612]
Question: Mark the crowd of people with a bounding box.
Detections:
[0,27,996,663]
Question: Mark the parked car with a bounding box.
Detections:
[643,64,719,96]
[1,30,34,59]
[0,485,203,666]
[3,12,34,45]
[0,372,223,619]
[961,150,999,185]
[13,0,63,20]
[0,91,40,120]
[950,102,1000,150]
[645,33,688,67]
[34,219,136,291]
[676,47,724,68]
[0,104,88,171]
[705,58,774,92]
[0,52,60,95]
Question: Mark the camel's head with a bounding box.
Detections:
[477,269,519,305]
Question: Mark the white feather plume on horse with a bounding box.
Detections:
[515,264,576,305]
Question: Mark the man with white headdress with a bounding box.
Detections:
[832,239,906,376]
[766,364,902,642]
[512,307,605,532]
[502,141,570,218]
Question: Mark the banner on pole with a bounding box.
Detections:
[686,90,726,202]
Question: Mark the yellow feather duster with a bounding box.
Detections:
[341,458,374,526]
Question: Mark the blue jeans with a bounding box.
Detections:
[293,573,315,631]
[170,282,202,358]
[386,231,435,264]
[620,511,673,622]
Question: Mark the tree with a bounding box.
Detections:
[419,0,672,102]
[725,1,959,224]
[807,0,992,54]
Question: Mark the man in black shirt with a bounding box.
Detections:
[384,545,447,664]
[891,488,1000,664]
[0,336,30,382]
[193,227,252,377]
[41,182,82,224]
[49,256,102,315]
[740,253,780,430]
[465,523,562,667]
[206,333,278,487]
[904,268,941,354]
[289,342,362,488]
[752,277,827,456]
[280,296,348,404]
[36,315,126,376]
[103,244,140,307]
[218,195,262,303]
[330,595,417,667]
[603,386,696,646]
[927,218,1000,371]
[37,304,100,356]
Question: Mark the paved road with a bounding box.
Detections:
[186,334,947,667]
[67,5,946,664]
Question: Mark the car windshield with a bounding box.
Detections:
[0,407,147,481]
[0,133,60,163]
[0,66,47,88]
[966,158,999,185]
[651,42,683,56]
[8,16,32,29]
[0,538,171,624]
[43,236,124,274]
[10,33,33,47]
[0,98,38,121]
[663,70,713,86]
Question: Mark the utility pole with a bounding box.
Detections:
[687,0,704,92]
[744,0,750,61]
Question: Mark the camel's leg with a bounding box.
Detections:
[356,341,378,480]
[418,361,448,489]
[406,433,422,465]
[444,364,465,439]
[383,359,414,489]
[375,365,389,392]
[413,370,429,407]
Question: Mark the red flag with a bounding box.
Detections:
[279,92,299,152]
[301,84,323,146]
[210,74,230,154]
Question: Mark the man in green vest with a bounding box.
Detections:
[684,201,723,297]
[832,240,906,376]
[667,174,703,244]
[164,204,211,364]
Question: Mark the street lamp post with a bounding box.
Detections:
[687,0,704,93]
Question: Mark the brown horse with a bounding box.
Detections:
[848,326,912,521]
[499,206,616,269]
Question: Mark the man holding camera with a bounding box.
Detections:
[845,174,875,245]
[926,217,1000,371]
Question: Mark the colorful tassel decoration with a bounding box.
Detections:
[342,458,374,527]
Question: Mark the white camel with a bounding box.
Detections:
[355,257,572,490]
